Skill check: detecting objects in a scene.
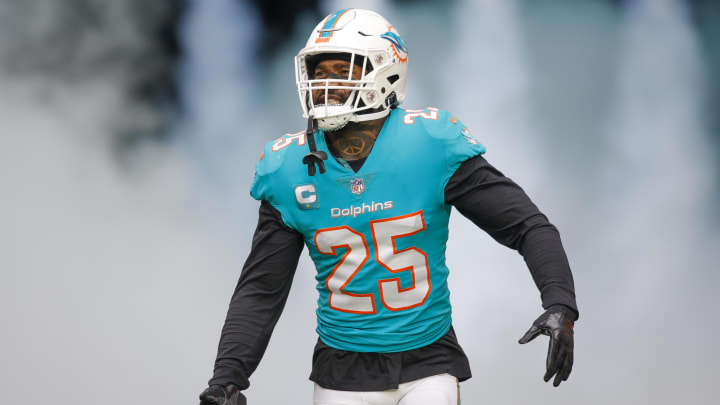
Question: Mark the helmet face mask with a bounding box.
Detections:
[295,9,408,131]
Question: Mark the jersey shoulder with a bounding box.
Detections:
[395,106,486,161]
[251,130,307,201]
[254,131,307,176]
[397,107,459,139]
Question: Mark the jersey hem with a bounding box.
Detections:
[316,318,453,353]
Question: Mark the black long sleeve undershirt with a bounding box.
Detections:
[445,155,578,316]
[209,154,578,390]
[208,200,304,389]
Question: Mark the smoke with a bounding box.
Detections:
[605,0,715,312]
[597,1,720,400]
[1,0,718,404]
[0,1,249,403]
[435,0,719,403]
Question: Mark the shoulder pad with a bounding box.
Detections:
[399,107,462,139]
[251,131,307,201]
[256,131,308,175]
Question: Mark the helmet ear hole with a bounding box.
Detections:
[387,74,400,84]
[381,87,386,94]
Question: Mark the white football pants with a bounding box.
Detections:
[313,373,459,405]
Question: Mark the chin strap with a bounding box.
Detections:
[302,117,328,176]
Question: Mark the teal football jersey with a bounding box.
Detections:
[251,107,486,353]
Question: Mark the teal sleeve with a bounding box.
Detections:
[443,113,486,167]
[438,111,486,192]
[250,145,274,203]
[249,138,302,231]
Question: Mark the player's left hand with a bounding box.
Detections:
[518,305,575,387]
[199,384,246,405]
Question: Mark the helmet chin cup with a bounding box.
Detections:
[311,104,352,131]
[317,116,350,131]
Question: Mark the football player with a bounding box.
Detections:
[199,9,577,405]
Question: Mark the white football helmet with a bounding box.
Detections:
[295,9,408,131]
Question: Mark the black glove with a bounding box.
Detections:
[518,305,575,387]
[199,384,247,405]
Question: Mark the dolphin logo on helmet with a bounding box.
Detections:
[380,31,408,55]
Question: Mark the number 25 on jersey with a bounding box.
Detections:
[314,211,431,314]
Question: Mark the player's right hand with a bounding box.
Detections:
[199,384,247,405]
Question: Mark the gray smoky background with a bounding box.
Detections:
[1,0,719,403]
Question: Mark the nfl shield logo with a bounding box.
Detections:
[350,178,365,195]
